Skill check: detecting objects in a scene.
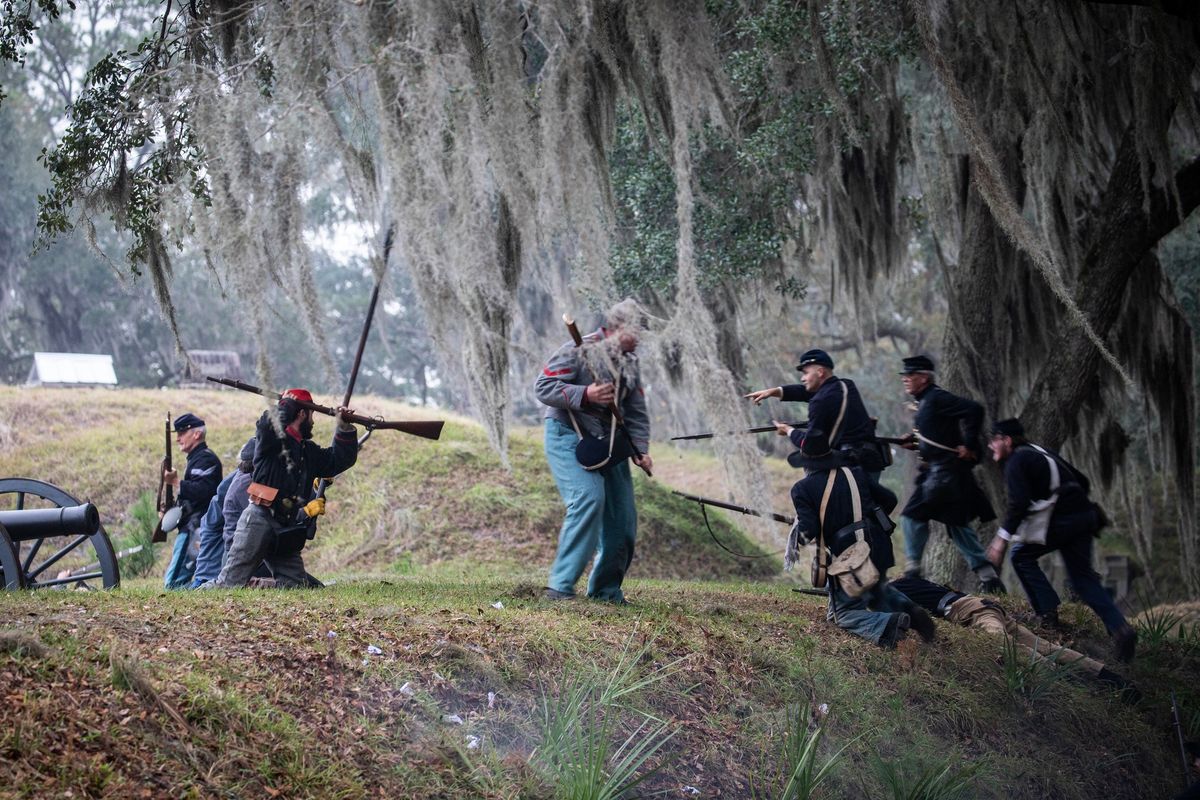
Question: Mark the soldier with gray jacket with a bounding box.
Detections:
[535,298,652,604]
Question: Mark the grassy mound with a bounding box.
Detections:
[0,387,776,582]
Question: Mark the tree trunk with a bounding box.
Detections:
[928,150,1023,588]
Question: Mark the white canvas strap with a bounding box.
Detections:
[915,429,958,453]
[841,466,862,521]
[828,380,849,446]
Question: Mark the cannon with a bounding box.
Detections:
[0,479,119,590]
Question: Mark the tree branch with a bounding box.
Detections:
[1080,0,1199,20]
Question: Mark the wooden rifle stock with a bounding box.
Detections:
[671,490,793,525]
[206,376,445,440]
[562,313,651,477]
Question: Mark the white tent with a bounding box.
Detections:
[26,352,118,387]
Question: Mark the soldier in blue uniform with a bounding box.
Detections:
[786,428,935,648]
[984,418,1137,662]
[162,412,222,589]
[746,349,886,479]
[895,356,1004,593]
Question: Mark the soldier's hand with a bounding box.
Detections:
[772,420,794,437]
[955,445,977,462]
[163,468,180,488]
[303,497,327,518]
[986,535,1007,568]
[585,382,616,405]
[744,386,783,405]
[898,433,919,451]
[335,407,356,432]
[632,452,654,476]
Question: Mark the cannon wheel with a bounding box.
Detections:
[0,523,25,589]
[0,478,120,590]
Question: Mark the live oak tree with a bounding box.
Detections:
[3,0,1197,588]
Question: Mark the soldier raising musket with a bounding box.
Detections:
[204,389,358,589]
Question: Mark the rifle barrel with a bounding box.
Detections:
[671,490,792,525]
[671,422,808,441]
[206,376,444,440]
[671,426,910,446]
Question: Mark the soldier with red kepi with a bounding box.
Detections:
[206,389,358,589]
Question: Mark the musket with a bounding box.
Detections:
[670,490,793,525]
[671,422,807,441]
[672,424,912,446]
[62,545,145,581]
[563,313,652,477]
[304,227,393,538]
[151,412,174,543]
[206,376,445,440]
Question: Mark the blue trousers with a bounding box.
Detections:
[163,521,199,589]
[544,420,637,602]
[901,516,989,573]
[1010,529,1127,634]
[190,498,229,588]
[827,581,916,647]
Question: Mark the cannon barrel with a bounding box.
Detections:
[0,503,100,542]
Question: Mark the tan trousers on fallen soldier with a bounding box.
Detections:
[890,576,1136,698]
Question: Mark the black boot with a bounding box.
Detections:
[882,612,911,647]
[1113,625,1138,663]
[909,607,937,643]
[978,577,1007,595]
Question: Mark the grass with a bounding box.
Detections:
[999,633,1078,705]
[532,636,680,799]
[873,754,983,800]
[0,577,1191,799]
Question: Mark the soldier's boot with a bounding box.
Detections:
[1112,625,1138,663]
[909,607,937,643]
[1038,608,1062,630]
[882,612,912,647]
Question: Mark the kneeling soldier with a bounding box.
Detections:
[785,426,936,647]
[162,413,222,589]
[209,389,358,589]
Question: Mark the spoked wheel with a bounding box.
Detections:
[0,523,25,589]
[0,478,120,590]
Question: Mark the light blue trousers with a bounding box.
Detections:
[544,420,637,602]
[163,521,198,589]
[901,515,989,574]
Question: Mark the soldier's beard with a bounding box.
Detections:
[299,418,315,439]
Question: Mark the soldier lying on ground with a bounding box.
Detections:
[889,574,1137,699]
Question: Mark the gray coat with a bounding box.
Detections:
[534,329,651,452]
